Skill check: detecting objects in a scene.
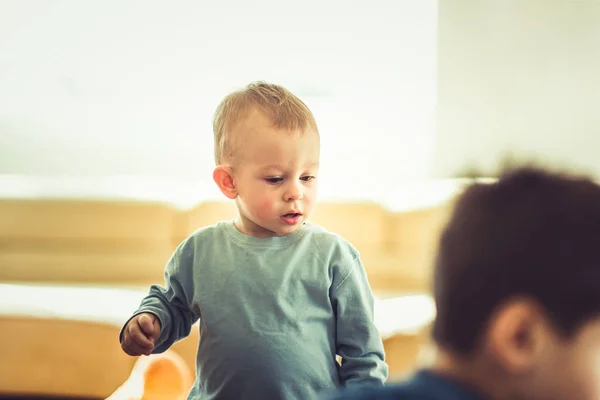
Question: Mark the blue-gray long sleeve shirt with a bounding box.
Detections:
[122,220,388,399]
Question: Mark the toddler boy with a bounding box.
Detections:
[120,82,388,399]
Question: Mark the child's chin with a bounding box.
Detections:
[273,225,299,236]
[283,224,304,234]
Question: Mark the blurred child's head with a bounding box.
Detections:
[212,82,320,237]
[432,166,600,400]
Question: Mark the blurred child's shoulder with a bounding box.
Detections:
[323,370,482,400]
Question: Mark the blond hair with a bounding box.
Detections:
[212,81,319,165]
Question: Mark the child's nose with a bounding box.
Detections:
[284,183,303,201]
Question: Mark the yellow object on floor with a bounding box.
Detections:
[106,351,193,400]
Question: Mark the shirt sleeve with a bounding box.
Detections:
[330,245,389,386]
[119,238,199,353]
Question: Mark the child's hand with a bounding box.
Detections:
[121,312,161,356]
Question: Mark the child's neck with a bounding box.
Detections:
[430,349,512,400]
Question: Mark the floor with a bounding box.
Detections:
[0,397,100,400]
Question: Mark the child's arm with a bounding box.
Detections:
[120,240,199,354]
[331,249,389,387]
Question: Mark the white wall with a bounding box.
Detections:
[4,1,598,204]
[0,0,437,203]
[434,0,600,178]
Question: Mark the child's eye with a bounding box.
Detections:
[265,177,283,184]
[301,176,316,182]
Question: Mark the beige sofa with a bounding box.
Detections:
[0,196,454,398]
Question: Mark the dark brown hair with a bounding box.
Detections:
[432,166,600,353]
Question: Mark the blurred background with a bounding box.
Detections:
[1,0,599,399]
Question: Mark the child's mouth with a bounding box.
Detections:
[280,213,302,225]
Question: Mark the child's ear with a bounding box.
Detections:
[213,165,238,199]
[486,298,546,374]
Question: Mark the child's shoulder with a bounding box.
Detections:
[187,221,228,239]
[174,220,230,252]
[305,222,360,259]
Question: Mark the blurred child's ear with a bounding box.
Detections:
[485,298,548,374]
[213,165,238,199]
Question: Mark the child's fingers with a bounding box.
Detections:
[120,314,159,357]
[138,313,160,340]
[122,339,151,356]
[122,327,153,356]
[128,319,155,349]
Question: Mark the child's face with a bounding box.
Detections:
[229,111,320,237]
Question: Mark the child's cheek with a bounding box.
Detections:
[256,196,278,219]
[304,189,316,209]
